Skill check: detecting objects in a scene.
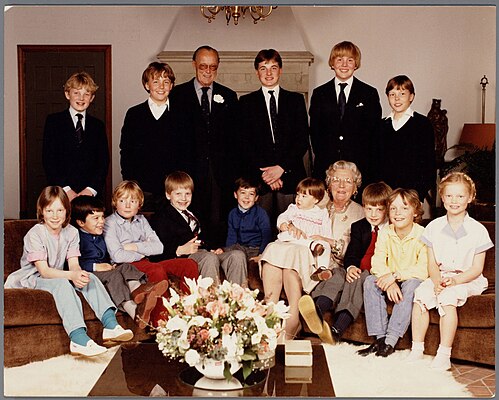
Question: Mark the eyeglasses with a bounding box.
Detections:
[197,63,219,71]
[329,176,354,186]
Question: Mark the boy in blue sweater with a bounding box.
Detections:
[71,196,168,329]
[225,177,272,261]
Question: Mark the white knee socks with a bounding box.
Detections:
[431,344,452,370]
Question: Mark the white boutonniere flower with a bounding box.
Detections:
[213,94,224,103]
[356,103,364,107]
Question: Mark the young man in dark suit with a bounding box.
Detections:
[239,49,310,225]
[168,46,239,247]
[299,182,392,345]
[42,72,109,201]
[120,62,176,211]
[309,41,381,186]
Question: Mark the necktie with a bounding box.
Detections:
[75,113,84,144]
[201,87,210,124]
[360,225,379,271]
[338,83,347,119]
[269,90,278,143]
[182,210,200,235]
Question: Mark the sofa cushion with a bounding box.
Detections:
[4,288,100,327]
[4,219,38,282]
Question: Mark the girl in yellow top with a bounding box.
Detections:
[357,188,428,358]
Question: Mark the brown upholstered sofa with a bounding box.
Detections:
[4,219,150,367]
[248,221,495,366]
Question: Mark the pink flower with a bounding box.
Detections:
[230,285,245,302]
[206,299,228,318]
[199,328,210,341]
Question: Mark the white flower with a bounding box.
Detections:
[185,349,201,366]
[213,94,224,103]
[197,276,214,290]
[270,300,291,319]
[209,328,219,339]
[166,315,188,333]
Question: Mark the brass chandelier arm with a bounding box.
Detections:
[200,5,277,25]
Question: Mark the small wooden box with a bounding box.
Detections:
[284,340,313,367]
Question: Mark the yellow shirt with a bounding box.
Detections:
[371,223,428,281]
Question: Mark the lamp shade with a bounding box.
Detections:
[459,123,496,149]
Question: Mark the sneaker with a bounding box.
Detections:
[102,325,134,343]
[70,339,107,357]
[406,349,424,363]
[430,354,451,371]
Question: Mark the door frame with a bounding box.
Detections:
[18,44,112,216]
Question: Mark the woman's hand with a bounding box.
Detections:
[71,270,91,289]
[177,237,200,256]
[346,266,362,283]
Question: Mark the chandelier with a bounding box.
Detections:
[200,6,277,25]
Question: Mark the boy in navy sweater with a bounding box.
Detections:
[71,196,168,329]
[225,177,272,261]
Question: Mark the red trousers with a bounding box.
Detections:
[132,258,199,325]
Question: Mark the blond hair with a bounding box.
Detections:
[388,188,424,223]
[439,172,476,202]
[64,72,99,94]
[111,181,144,210]
[328,41,361,69]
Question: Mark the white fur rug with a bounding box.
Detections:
[4,343,471,397]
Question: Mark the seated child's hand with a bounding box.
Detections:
[346,266,361,283]
[386,283,403,303]
[71,270,91,288]
[123,243,138,252]
[178,238,200,256]
[95,263,115,272]
[211,248,224,255]
[375,272,396,291]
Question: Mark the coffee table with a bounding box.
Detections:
[89,342,335,397]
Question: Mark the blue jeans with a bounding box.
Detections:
[363,275,422,339]
[35,274,116,336]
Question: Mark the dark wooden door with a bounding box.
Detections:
[18,45,111,218]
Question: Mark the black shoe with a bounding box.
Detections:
[357,337,385,357]
[331,326,341,343]
[310,242,325,257]
[376,342,395,357]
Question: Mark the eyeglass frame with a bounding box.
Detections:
[327,176,355,187]
[197,63,219,71]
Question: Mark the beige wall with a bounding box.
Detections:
[3,5,496,218]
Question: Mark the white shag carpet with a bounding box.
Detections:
[4,342,472,397]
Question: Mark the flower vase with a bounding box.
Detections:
[194,357,241,380]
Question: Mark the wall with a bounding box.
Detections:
[3,5,496,218]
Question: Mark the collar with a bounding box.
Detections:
[387,106,414,120]
[334,76,354,87]
[194,79,213,94]
[148,97,170,109]
[373,220,389,232]
[237,204,251,213]
[69,107,86,120]
[441,212,471,240]
[262,85,280,97]
[387,222,422,240]
[115,211,135,224]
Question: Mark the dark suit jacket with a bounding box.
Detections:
[309,77,381,183]
[77,229,110,272]
[150,200,211,262]
[169,78,239,188]
[343,218,373,270]
[239,88,309,195]
[120,101,176,195]
[42,109,109,195]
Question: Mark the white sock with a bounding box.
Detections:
[407,341,425,362]
[436,344,452,357]
[122,300,137,319]
[431,345,452,370]
[128,280,141,293]
[411,341,425,352]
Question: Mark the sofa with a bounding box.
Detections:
[4,219,150,367]
[248,221,495,366]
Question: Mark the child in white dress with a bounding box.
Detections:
[407,173,494,370]
[261,178,333,294]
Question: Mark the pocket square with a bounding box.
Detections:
[356,103,364,107]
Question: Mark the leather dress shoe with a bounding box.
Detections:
[310,242,325,257]
[376,342,395,357]
[357,337,385,357]
[134,280,168,329]
[310,267,333,281]
[330,326,341,343]
[132,280,168,304]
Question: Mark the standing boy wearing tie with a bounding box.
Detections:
[299,182,392,344]
[43,72,109,201]
[120,62,176,211]
[309,41,381,187]
[239,49,309,226]
[151,171,247,286]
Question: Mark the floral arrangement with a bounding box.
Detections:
[156,277,290,379]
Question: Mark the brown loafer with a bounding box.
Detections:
[310,267,333,281]
[132,280,169,304]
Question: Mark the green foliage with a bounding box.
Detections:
[440,143,496,203]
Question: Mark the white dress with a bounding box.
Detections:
[413,214,493,316]
[260,204,333,293]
